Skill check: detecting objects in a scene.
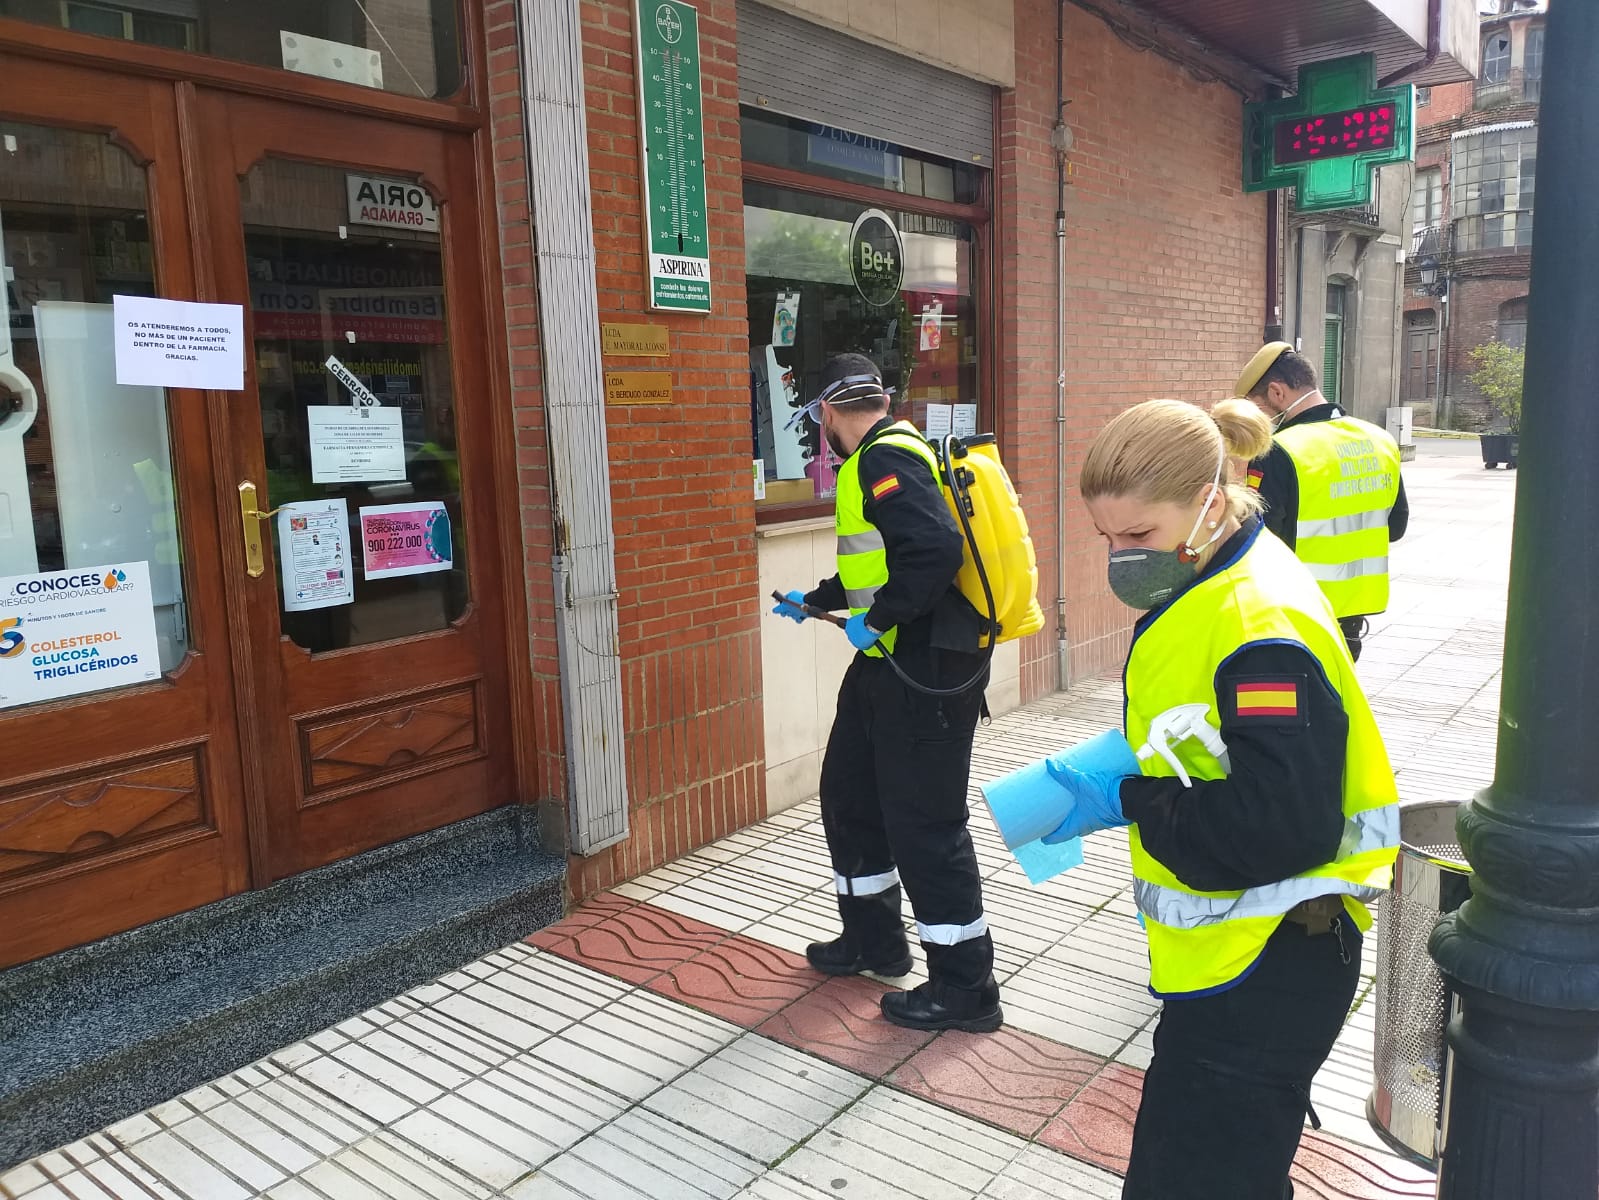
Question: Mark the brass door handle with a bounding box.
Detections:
[238,481,282,578]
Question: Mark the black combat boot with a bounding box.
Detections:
[806,886,913,977]
[880,975,1003,1033]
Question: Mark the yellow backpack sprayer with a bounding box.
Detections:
[774,430,1044,697]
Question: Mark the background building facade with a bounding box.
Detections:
[1404,0,1544,429]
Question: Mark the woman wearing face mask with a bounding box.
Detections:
[1036,397,1400,1199]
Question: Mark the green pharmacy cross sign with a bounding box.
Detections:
[1244,54,1415,213]
[635,0,711,313]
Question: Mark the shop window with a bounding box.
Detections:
[1482,33,1511,85]
[741,110,984,205]
[745,182,983,515]
[10,0,463,98]
[1451,125,1537,251]
[0,120,190,683]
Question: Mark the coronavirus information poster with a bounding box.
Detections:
[359,501,453,580]
[0,561,162,709]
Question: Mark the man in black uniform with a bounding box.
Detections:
[772,353,1000,1033]
[1238,345,1410,662]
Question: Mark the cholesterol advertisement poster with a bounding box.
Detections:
[360,501,453,581]
[0,561,162,709]
[277,500,355,613]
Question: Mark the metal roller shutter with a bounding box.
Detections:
[735,1,994,167]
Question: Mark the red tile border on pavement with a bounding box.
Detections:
[524,895,1436,1200]
[1039,1061,1142,1174]
[530,898,726,984]
[757,975,936,1078]
[889,1026,1104,1138]
[647,933,820,1026]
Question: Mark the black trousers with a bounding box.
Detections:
[1338,616,1369,663]
[818,648,993,993]
[1121,918,1362,1200]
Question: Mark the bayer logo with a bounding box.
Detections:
[655,4,683,43]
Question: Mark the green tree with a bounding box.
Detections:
[1468,340,1524,433]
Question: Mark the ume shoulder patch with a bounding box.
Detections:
[870,475,901,500]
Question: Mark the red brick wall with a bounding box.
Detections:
[1442,274,1531,426]
[1420,80,1476,127]
[1001,0,1268,691]
[572,0,764,898]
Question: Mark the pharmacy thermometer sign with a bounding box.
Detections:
[636,0,711,313]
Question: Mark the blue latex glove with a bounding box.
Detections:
[1039,730,1139,843]
[772,589,809,624]
[845,613,883,651]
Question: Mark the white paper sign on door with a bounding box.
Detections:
[112,295,244,390]
[0,561,162,709]
[953,403,979,439]
[307,405,406,484]
[924,403,954,441]
[278,500,354,613]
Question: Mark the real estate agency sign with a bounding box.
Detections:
[635,1,712,313]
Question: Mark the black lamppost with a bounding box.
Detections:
[1428,0,1599,1195]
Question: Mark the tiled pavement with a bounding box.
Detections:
[0,443,1514,1199]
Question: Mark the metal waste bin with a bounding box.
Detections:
[1368,801,1474,1165]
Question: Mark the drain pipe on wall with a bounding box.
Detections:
[1052,0,1072,689]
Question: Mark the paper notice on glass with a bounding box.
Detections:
[0,561,163,710]
[112,295,244,391]
[924,403,954,440]
[772,291,799,348]
[752,460,766,501]
[278,500,354,612]
[953,403,979,439]
[359,501,453,580]
[307,405,406,483]
[919,300,943,352]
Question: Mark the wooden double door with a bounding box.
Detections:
[0,57,518,967]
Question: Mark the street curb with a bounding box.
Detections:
[1413,428,1478,441]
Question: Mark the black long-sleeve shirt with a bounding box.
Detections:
[1253,404,1409,550]
[1117,522,1351,893]
[805,419,982,651]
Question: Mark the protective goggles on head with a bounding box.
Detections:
[783,374,894,431]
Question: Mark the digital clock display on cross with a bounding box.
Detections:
[1243,53,1414,213]
[1273,103,1398,165]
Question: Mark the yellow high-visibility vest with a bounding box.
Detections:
[1274,416,1402,618]
[833,422,941,657]
[1124,526,1399,997]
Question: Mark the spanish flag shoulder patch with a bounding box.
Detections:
[1228,675,1309,728]
[870,475,901,500]
[1246,466,1264,490]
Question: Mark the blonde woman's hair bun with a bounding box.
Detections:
[1211,397,1273,463]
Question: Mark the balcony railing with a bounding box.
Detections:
[1411,224,1451,259]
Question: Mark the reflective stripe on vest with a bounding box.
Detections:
[1307,556,1389,583]
[1275,416,1401,619]
[1124,525,1399,998]
[1131,805,1398,930]
[834,422,941,657]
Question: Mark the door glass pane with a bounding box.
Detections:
[241,158,464,653]
[0,120,190,683]
[5,0,461,99]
